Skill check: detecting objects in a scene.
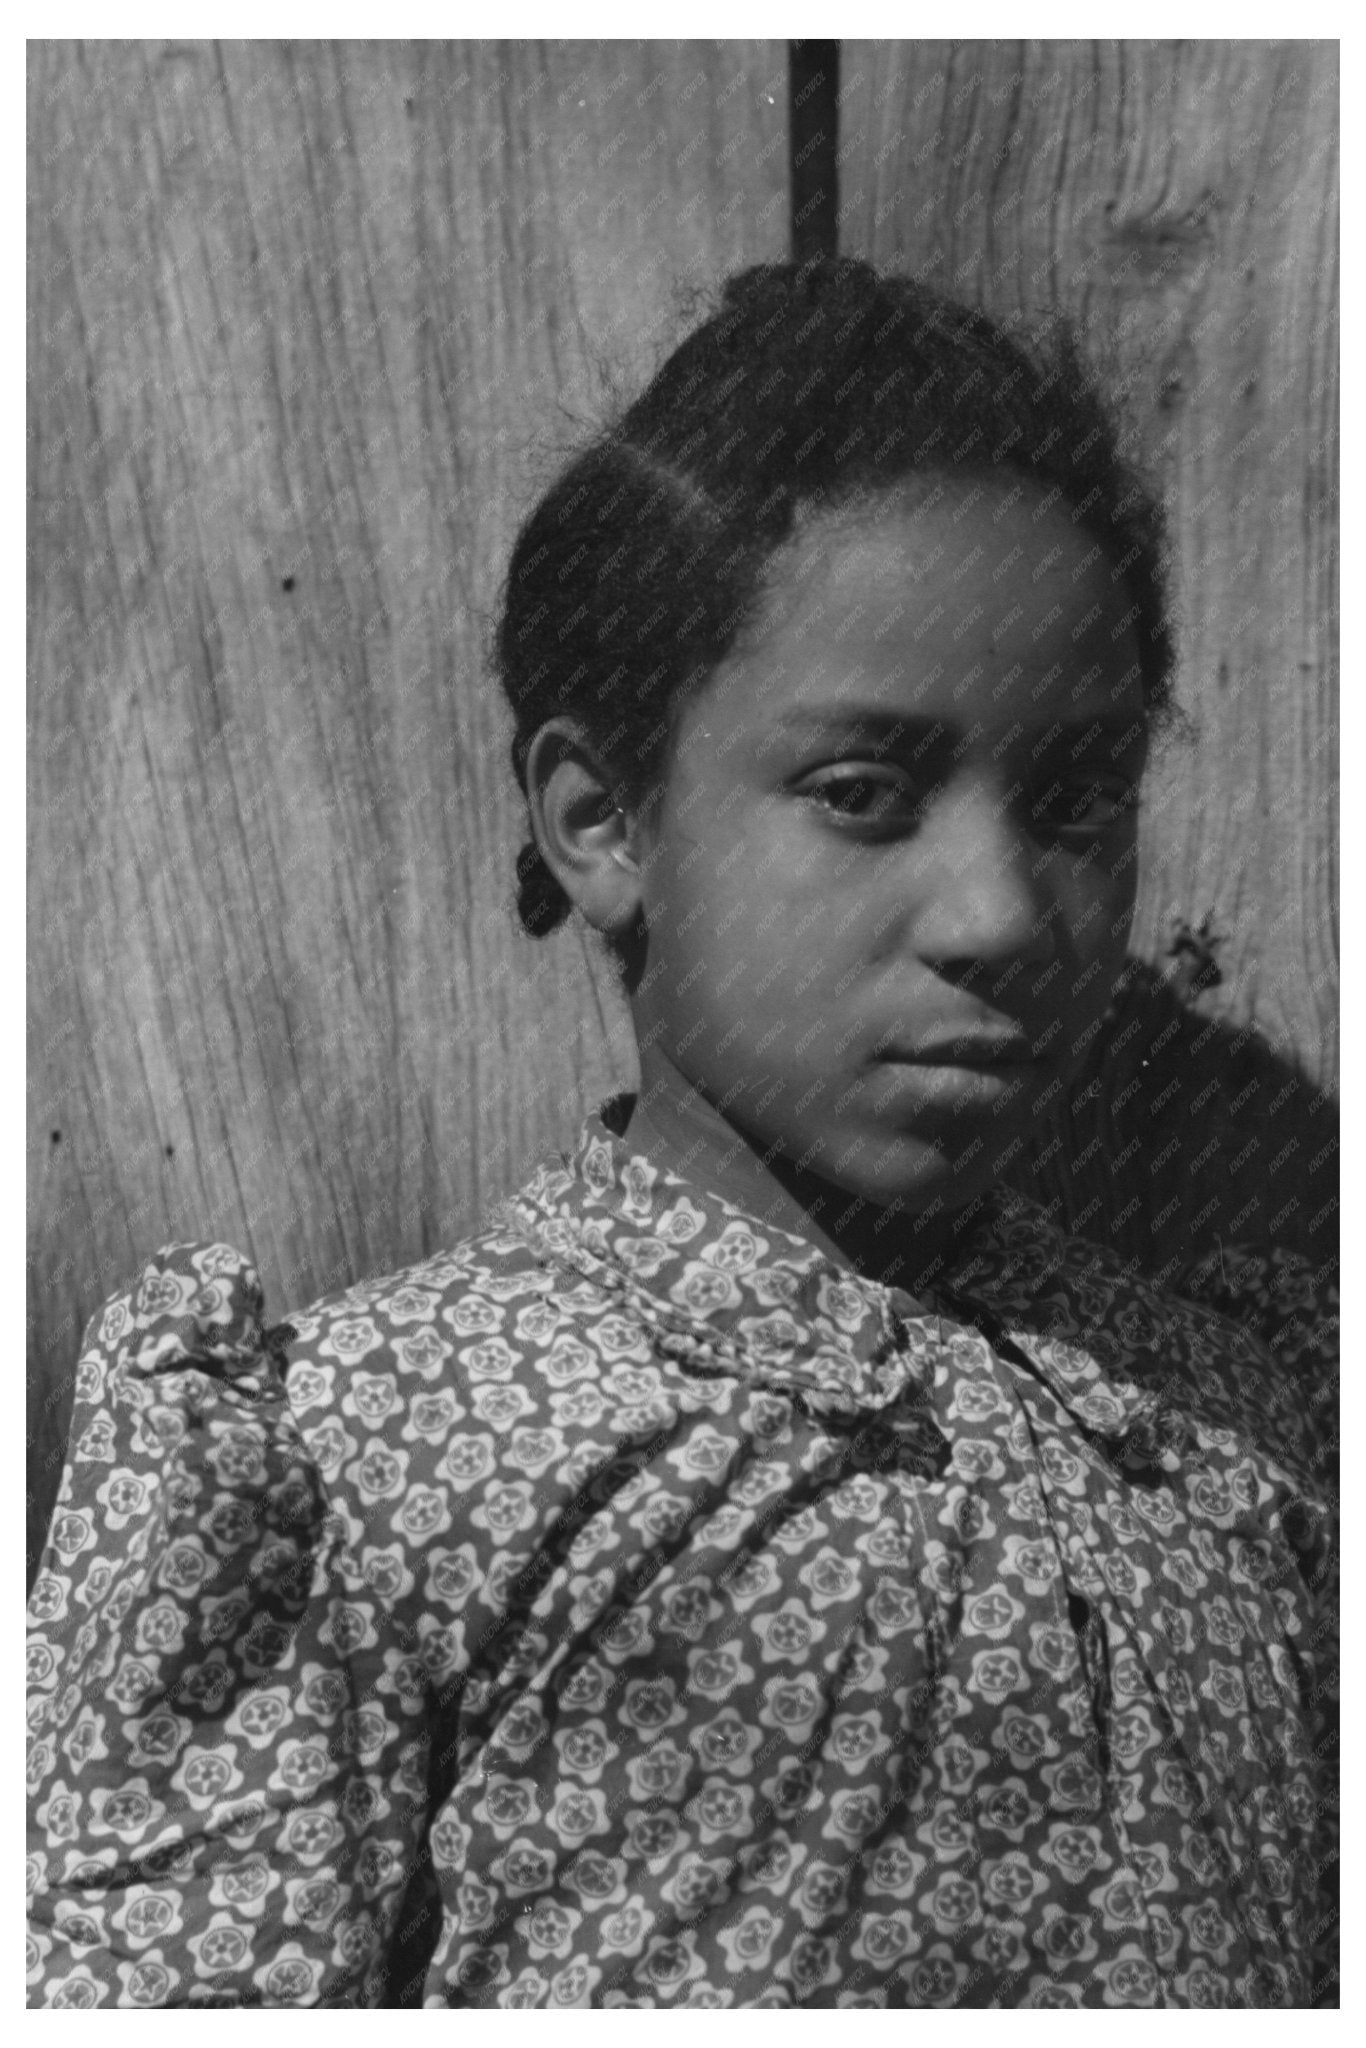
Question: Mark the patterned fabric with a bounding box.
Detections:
[27,1103,1338,2008]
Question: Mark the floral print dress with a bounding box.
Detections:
[27,1104,1337,2008]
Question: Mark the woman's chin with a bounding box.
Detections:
[780,1122,1013,1225]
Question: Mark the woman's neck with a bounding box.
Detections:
[623,1055,977,1296]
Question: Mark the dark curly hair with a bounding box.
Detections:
[494,257,1173,939]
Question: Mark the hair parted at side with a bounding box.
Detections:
[494,256,1174,939]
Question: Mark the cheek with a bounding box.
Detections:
[1102,831,1141,934]
[1063,850,1137,975]
[649,812,813,943]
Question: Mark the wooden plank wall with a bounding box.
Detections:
[838,39,1338,1281]
[27,38,789,1568]
[29,40,1337,1571]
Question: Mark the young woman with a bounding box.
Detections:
[27,260,1336,2009]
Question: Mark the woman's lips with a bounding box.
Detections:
[867,1045,1054,1118]
[876,1038,1043,1068]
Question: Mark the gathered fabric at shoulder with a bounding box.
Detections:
[28,1123,1340,2009]
[1171,1242,1338,1468]
[27,1242,428,2010]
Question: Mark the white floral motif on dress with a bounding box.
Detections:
[26,1112,1337,2009]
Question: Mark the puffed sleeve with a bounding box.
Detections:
[1173,1241,1339,2006]
[1173,1242,1338,1486]
[26,1245,430,2009]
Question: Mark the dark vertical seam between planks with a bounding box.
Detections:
[789,40,840,262]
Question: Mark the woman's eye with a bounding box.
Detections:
[1032,775,1137,833]
[801,769,920,825]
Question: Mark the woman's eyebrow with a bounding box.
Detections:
[768,708,939,746]
[769,707,1144,749]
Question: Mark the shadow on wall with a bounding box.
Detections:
[1012,953,1339,1287]
[24,958,1337,1596]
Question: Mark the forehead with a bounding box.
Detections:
[715,478,1146,736]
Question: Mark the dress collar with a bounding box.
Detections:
[497,1098,1245,1468]
[496,1097,1006,1437]
[494,1099,1303,1492]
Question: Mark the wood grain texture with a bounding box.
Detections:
[27,38,789,1567]
[838,39,1337,1273]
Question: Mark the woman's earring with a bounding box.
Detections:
[609,810,639,874]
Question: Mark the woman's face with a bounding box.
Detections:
[628,478,1150,1217]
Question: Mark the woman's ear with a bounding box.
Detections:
[523,721,645,937]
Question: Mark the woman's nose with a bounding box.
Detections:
[906,788,1055,977]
